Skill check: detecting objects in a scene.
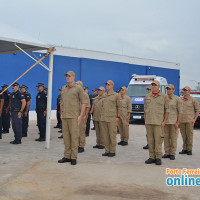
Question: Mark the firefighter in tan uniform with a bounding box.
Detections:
[117,86,132,146]
[58,71,86,165]
[144,80,169,165]
[143,85,152,150]
[90,86,105,149]
[101,80,122,157]
[179,86,199,155]
[162,84,183,160]
[76,82,90,153]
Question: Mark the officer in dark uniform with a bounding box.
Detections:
[44,87,48,95]
[0,89,4,139]
[1,84,11,134]
[20,85,31,137]
[36,83,47,142]
[10,82,26,144]
[91,88,98,130]
[25,85,32,132]
[54,89,61,128]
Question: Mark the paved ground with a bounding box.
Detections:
[0,120,200,200]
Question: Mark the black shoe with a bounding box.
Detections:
[35,138,41,141]
[58,157,71,163]
[22,134,27,137]
[162,154,170,158]
[155,158,162,165]
[91,127,95,130]
[71,159,77,165]
[3,130,9,134]
[187,151,192,155]
[86,134,89,137]
[102,152,109,156]
[37,138,45,142]
[58,135,63,139]
[121,142,128,146]
[108,153,116,157]
[54,125,60,128]
[93,145,100,148]
[179,149,188,154]
[78,147,84,153]
[145,158,156,164]
[98,145,105,149]
[118,141,124,145]
[58,130,62,133]
[143,144,149,149]
[10,140,21,144]
[0,136,2,139]
[170,155,175,160]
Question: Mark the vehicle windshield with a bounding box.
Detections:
[127,84,149,97]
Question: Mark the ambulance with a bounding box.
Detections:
[127,74,168,120]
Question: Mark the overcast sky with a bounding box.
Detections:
[0,0,199,89]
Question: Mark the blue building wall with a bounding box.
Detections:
[0,52,180,110]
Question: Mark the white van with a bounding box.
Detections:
[127,74,168,120]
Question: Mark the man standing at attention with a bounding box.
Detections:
[144,80,169,165]
[58,71,86,165]
[101,80,122,157]
[179,86,199,156]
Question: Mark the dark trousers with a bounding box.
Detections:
[2,109,10,132]
[85,114,91,136]
[11,112,22,142]
[22,112,29,136]
[0,116,2,139]
[37,111,46,139]
[57,110,61,127]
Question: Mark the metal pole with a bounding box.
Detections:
[45,51,54,149]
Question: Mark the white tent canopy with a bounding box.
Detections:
[0,23,54,149]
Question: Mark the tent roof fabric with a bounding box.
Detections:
[0,23,50,54]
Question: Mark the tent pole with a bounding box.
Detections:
[45,51,54,149]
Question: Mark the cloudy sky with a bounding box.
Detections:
[0,0,199,89]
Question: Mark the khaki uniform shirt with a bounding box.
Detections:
[120,95,132,121]
[166,94,183,124]
[180,96,199,123]
[93,95,105,121]
[144,91,169,125]
[60,83,87,118]
[101,91,122,123]
[80,93,90,116]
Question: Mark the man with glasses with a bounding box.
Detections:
[144,80,169,165]
[162,84,183,160]
[101,80,122,157]
[179,86,199,155]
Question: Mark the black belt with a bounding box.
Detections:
[11,108,20,112]
[36,108,45,112]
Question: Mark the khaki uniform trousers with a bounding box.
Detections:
[146,124,164,159]
[62,118,79,160]
[79,119,86,148]
[100,121,117,153]
[118,118,129,142]
[94,121,104,146]
[180,122,193,151]
[164,124,179,155]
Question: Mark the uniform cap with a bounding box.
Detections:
[98,86,105,91]
[1,84,8,88]
[105,80,114,86]
[120,86,127,91]
[147,85,152,90]
[83,86,89,90]
[44,87,47,91]
[64,71,75,77]
[151,80,160,86]
[12,82,19,86]
[92,88,98,91]
[182,86,191,91]
[36,83,44,87]
[20,84,27,89]
[166,84,175,90]
[76,81,83,87]
[59,88,61,91]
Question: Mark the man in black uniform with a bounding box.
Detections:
[1,84,11,134]
[54,89,61,129]
[36,83,47,142]
[91,88,98,130]
[0,89,4,139]
[20,85,31,137]
[10,82,26,144]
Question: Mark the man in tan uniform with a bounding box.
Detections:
[117,86,132,146]
[90,86,105,149]
[143,85,152,150]
[144,80,169,165]
[162,84,183,160]
[179,86,199,155]
[76,82,90,153]
[58,71,86,165]
[101,80,122,157]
